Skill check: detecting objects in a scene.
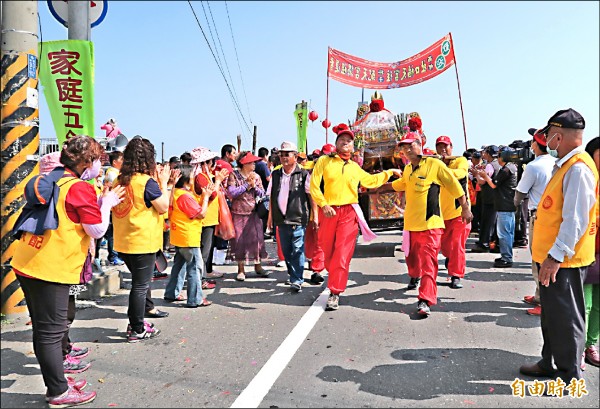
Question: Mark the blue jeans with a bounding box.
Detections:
[278,224,306,285]
[496,211,515,262]
[164,247,204,306]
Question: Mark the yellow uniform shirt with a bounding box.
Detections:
[310,155,392,208]
[112,174,163,254]
[532,152,598,267]
[392,157,464,231]
[11,178,91,284]
[440,157,469,221]
[170,188,204,247]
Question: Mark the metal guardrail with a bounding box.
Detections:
[37,137,109,159]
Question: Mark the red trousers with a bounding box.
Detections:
[440,216,471,279]
[318,205,358,295]
[276,227,284,261]
[406,229,443,305]
[305,222,325,272]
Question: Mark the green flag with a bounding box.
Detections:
[38,40,94,146]
[294,101,308,153]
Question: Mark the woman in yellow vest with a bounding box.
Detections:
[163,165,214,307]
[112,137,171,343]
[12,136,124,407]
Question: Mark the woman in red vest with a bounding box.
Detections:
[12,136,124,407]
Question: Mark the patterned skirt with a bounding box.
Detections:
[228,211,267,264]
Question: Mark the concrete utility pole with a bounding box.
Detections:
[68,0,91,40]
[1,0,39,316]
[252,126,257,155]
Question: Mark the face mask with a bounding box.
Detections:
[81,159,101,180]
[546,133,560,158]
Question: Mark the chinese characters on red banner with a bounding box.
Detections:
[328,34,455,89]
[48,49,84,139]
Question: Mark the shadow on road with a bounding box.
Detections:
[317,347,537,400]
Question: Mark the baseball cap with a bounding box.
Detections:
[398,132,422,145]
[538,108,585,134]
[297,152,307,160]
[472,151,482,159]
[528,128,547,147]
[279,141,298,152]
[332,123,354,140]
[169,156,181,165]
[435,135,452,146]
[321,144,336,155]
[484,145,499,156]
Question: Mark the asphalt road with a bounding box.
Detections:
[2,231,599,408]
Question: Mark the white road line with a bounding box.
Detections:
[230,289,330,408]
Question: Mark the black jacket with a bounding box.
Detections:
[492,162,517,212]
[480,160,501,205]
[270,165,310,227]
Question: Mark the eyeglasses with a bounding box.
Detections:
[278,152,295,157]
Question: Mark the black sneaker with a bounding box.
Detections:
[290,282,302,292]
[407,277,420,290]
[152,271,168,281]
[417,300,430,316]
[494,259,513,268]
[444,258,449,270]
[310,272,324,284]
[470,245,489,253]
[450,276,463,289]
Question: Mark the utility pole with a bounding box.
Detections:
[68,0,91,41]
[252,126,257,155]
[236,134,241,154]
[1,0,39,316]
[161,142,165,164]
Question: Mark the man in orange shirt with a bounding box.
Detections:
[310,124,401,311]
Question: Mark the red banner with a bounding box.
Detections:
[328,34,455,89]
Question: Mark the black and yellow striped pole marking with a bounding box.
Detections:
[1,0,40,316]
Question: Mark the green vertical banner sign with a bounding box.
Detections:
[38,40,94,145]
[294,101,308,153]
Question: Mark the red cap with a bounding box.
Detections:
[398,132,422,145]
[238,152,262,165]
[435,135,452,146]
[321,144,336,155]
[214,159,233,174]
[194,173,218,200]
[528,128,547,147]
[332,123,354,140]
[312,149,321,156]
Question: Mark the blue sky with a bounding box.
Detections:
[37,1,599,160]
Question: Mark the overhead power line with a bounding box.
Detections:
[187,0,252,138]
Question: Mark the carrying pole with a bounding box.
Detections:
[1,0,39,316]
[325,48,330,144]
[449,32,468,150]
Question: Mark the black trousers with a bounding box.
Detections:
[471,191,483,232]
[62,295,76,357]
[120,253,156,333]
[538,265,587,381]
[201,226,216,275]
[477,203,497,248]
[17,275,70,397]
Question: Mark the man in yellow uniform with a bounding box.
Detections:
[310,123,402,311]
[519,108,598,383]
[435,136,471,289]
[392,132,472,316]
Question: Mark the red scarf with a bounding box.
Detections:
[338,152,352,161]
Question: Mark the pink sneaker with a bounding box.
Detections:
[46,377,87,401]
[585,345,600,367]
[63,355,91,374]
[68,344,89,359]
[47,385,96,408]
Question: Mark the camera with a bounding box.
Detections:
[502,140,534,164]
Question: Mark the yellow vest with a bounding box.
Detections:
[170,188,203,247]
[11,178,91,284]
[532,152,599,266]
[112,174,163,254]
[440,157,469,221]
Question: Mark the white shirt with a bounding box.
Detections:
[547,146,597,262]
[515,154,556,210]
[266,167,310,216]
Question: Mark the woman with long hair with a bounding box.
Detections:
[227,151,270,281]
[112,137,171,342]
[12,135,124,407]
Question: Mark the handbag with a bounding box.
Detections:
[155,249,168,273]
[255,195,270,220]
[80,252,93,284]
[215,189,235,240]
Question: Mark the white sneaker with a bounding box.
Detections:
[276,260,286,267]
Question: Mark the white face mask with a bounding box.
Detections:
[546,133,561,158]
